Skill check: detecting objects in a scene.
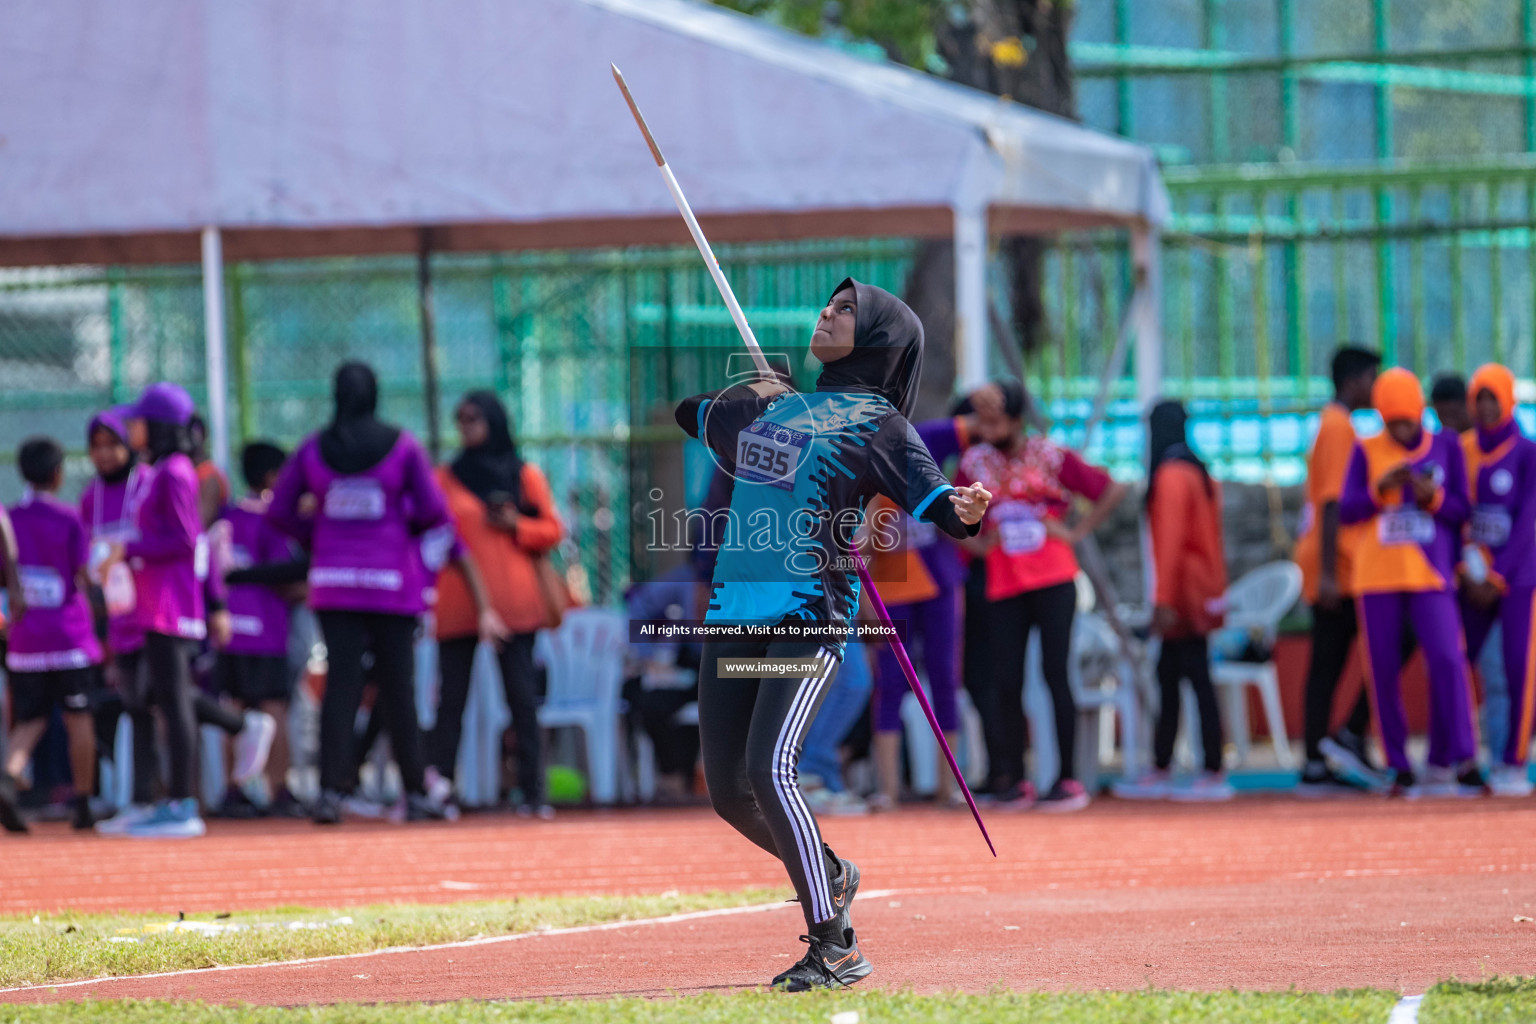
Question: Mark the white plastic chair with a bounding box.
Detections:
[1069,611,1142,781]
[535,608,629,805]
[1209,561,1302,769]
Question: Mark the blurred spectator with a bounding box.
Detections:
[1115,400,1233,802]
[431,391,561,817]
[956,379,1127,811]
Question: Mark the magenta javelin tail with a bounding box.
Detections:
[853,551,996,857]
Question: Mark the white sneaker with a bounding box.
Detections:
[96,803,154,835]
[823,790,870,816]
[342,795,389,819]
[1111,770,1172,801]
[424,767,455,806]
[1418,765,1459,798]
[1168,771,1236,803]
[231,710,277,786]
[126,798,207,839]
[1489,764,1533,798]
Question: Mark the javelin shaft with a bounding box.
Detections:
[613,65,996,856]
[612,65,769,376]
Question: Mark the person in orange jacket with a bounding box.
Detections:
[431,391,565,817]
[1117,400,1233,801]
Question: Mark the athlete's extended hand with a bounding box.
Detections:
[949,482,992,525]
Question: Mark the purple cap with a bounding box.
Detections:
[88,408,131,445]
[124,382,195,426]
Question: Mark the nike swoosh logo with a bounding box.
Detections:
[825,950,857,970]
[834,892,845,908]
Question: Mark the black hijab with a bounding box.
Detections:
[319,361,402,475]
[450,390,536,514]
[1146,399,1211,508]
[813,278,924,419]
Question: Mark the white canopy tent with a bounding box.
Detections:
[0,0,1169,468]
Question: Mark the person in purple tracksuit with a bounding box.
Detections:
[1458,364,1536,796]
[1338,368,1480,798]
[215,441,309,816]
[267,362,463,825]
[97,382,214,838]
[78,410,157,818]
[2,438,103,831]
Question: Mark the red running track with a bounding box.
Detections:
[3,798,1535,1004]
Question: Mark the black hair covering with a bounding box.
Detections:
[450,390,537,515]
[950,378,1027,420]
[1146,399,1211,509]
[813,278,924,419]
[144,420,192,464]
[241,441,288,493]
[319,361,402,475]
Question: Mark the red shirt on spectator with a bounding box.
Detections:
[957,437,1112,601]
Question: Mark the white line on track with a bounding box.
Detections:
[1388,994,1423,1023]
[0,887,931,996]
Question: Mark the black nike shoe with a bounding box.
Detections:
[771,929,873,992]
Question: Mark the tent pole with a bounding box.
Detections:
[953,204,988,391]
[417,227,442,460]
[1130,223,1163,409]
[200,226,231,472]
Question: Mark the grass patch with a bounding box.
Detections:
[0,990,1400,1023]
[1420,976,1536,1023]
[0,889,787,989]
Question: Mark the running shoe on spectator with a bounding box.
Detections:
[230,710,277,786]
[992,781,1037,811]
[1320,731,1389,789]
[804,783,869,817]
[1111,769,1172,801]
[1387,770,1420,800]
[1489,764,1535,798]
[1169,771,1235,803]
[1296,760,1372,797]
[515,802,555,821]
[96,803,154,835]
[1036,779,1090,813]
[126,798,206,839]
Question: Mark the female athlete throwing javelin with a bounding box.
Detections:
[674,279,991,991]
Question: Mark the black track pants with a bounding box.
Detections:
[316,611,424,797]
[698,638,842,930]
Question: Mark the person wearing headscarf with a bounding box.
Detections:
[95,383,211,837]
[268,361,481,825]
[954,379,1128,812]
[1116,400,1231,801]
[430,390,564,817]
[1458,364,1536,796]
[1339,367,1479,797]
[673,278,991,991]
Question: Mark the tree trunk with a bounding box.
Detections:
[902,0,1077,394]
